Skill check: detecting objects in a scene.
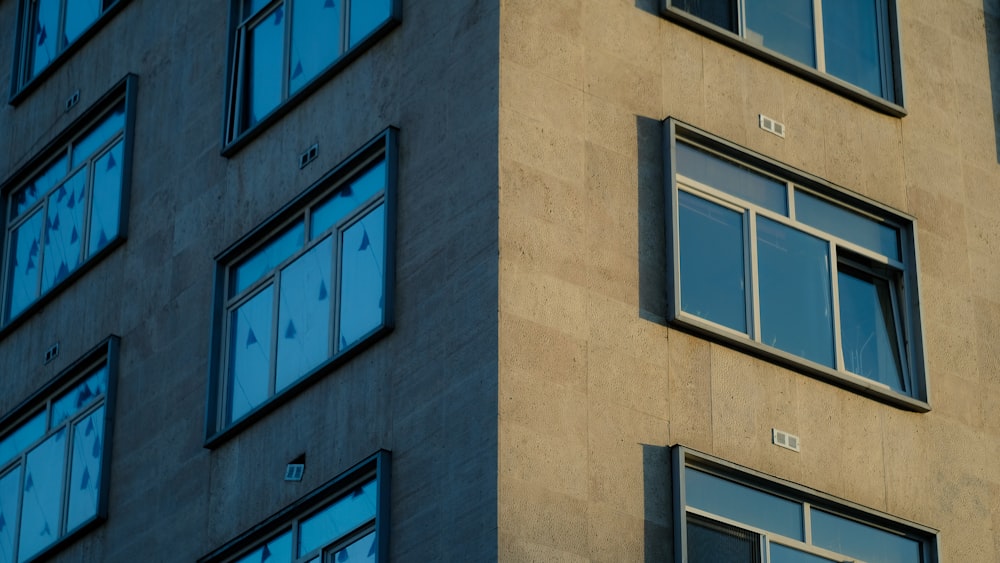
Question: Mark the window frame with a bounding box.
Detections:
[9,0,130,104]
[672,446,939,563]
[220,0,402,156]
[205,128,398,447]
[0,336,119,563]
[198,450,391,563]
[0,74,137,338]
[661,0,906,116]
[663,118,929,411]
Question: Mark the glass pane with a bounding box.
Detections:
[0,413,45,469]
[64,0,102,44]
[331,530,377,563]
[349,0,392,47]
[795,190,899,260]
[673,0,738,33]
[298,479,377,556]
[276,237,333,391]
[89,141,125,256]
[228,286,274,423]
[18,430,66,563]
[823,0,888,98]
[838,269,905,391]
[0,467,21,563]
[812,509,922,563]
[311,160,386,238]
[678,192,747,333]
[6,210,45,321]
[676,142,787,214]
[746,0,815,67]
[30,0,60,78]
[243,0,271,20]
[688,516,761,563]
[685,467,805,540]
[338,205,386,350]
[290,0,342,93]
[757,217,834,367]
[243,7,286,128]
[12,155,67,220]
[233,222,305,294]
[66,407,105,532]
[52,366,108,428]
[234,530,292,563]
[72,106,125,169]
[41,169,88,293]
[770,543,835,563]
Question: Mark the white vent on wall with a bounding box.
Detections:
[772,428,800,452]
[759,114,786,138]
[284,463,305,481]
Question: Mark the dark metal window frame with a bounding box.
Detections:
[663,118,930,411]
[9,0,130,105]
[220,0,402,156]
[0,336,120,563]
[204,127,398,448]
[661,0,906,117]
[0,74,137,339]
[198,450,391,563]
[672,446,939,563]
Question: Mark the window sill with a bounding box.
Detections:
[668,314,931,412]
[661,6,907,118]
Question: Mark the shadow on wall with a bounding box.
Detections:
[637,117,669,325]
[985,0,1000,162]
[643,444,674,562]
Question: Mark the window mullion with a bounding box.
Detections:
[331,231,343,354]
[802,502,813,545]
[737,0,747,38]
[282,0,292,100]
[748,209,761,341]
[342,0,350,52]
[13,460,25,561]
[812,0,825,72]
[35,198,51,298]
[57,416,73,537]
[268,273,282,395]
[57,0,68,51]
[888,278,909,392]
[830,243,844,372]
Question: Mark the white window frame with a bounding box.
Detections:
[664,118,929,411]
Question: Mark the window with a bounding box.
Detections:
[199,451,390,563]
[0,337,118,563]
[673,447,938,563]
[10,0,127,102]
[1,76,135,331]
[223,0,400,151]
[664,119,927,410]
[663,0,903,114]
[206,129,396,443]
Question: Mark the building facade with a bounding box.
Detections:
[0,0,998,561]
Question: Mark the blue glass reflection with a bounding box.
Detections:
[676,142,787,214]
[678,192,747,333]
[298,479,377,556]
[19,430,66,562]
[838,270,905,391]
[233,222,305,294]
[89,141,125,257]
[72,106,125,169]
[0,413,45,469]
[0,467,21,563]
[823,0,888,98]
[290,0,342,93]
[244,11,284,128]
[339,205,386,350]
[64,0,102,45]
[812,509,921,563]
[795,190,899,259]
[276,238,333,391]
[673,0,737,32]
[31,0,60,78]
[349,0,392,47]
[757,217,834,367]
[311,161,386,238]
[66,407,105,532]
[12,155,67,220]
[41,169,87,293]
[770,543,835,563]
[228,287,274,423]
[333,531,377,563]
[746,0,816,67]
[51,366,108,428]
[685,468,804,541]
[7,210,45,321]
[235,530,292,563]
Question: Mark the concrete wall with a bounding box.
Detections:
[498,0,1000,560]
[0,0,499,561]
